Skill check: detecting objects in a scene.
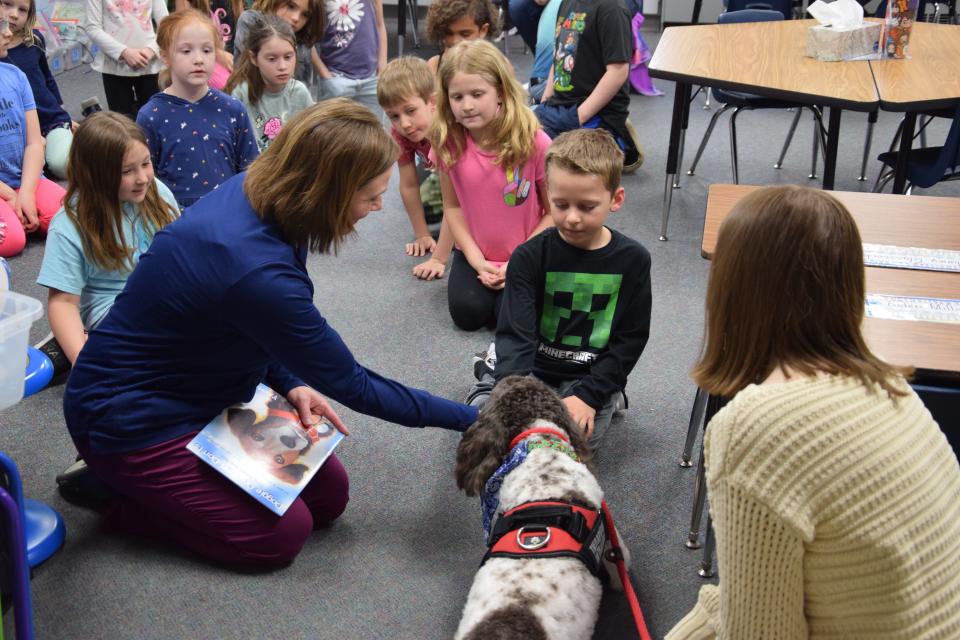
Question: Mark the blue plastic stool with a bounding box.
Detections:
[0,454,65,570]
[23,347,53,398]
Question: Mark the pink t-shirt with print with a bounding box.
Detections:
[436,129,550,266]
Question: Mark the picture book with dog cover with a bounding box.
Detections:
[187,384,344,516]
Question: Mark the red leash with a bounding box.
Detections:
[601,500,652,640]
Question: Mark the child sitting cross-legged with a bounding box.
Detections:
[536,0,644,172]
[465,128,651,452]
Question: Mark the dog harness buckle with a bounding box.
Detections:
[516,526,551,550]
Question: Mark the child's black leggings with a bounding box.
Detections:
[447,250,503,332]
[101,73,160,120]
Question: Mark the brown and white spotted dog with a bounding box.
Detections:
[454,376,629,640]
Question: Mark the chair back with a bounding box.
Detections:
[725,0,792,18]
[913,383,960,454]
[909,104,960,188]
[718,8,785,24]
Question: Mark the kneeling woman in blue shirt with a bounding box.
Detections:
[63,99,479,568]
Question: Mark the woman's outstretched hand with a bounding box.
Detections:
[287,386,350,436]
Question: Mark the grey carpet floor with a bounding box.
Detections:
[1,17,958,640]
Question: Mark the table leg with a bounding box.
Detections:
[893,112,917,194]
[660,82,692,241]
[858,109,878,181]
[822,106,842,190]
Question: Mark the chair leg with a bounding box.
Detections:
[858,111,877,181]
[703,90,712,110]
[729,106,746,184]
[698,514,716,578]
[874,169,895,192]
[680,387,707,468]
[686,439,708,549]
[774,108,803,169]
[687,104,732,176]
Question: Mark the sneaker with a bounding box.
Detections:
[56,459,117,511]
[622,120,645,174]
[35,332,71,384]
[614,390,629,413]
[464,378,495,408]
[472,342,497,381]
[80,97,102,118]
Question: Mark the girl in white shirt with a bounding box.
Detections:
[83,0,168,118]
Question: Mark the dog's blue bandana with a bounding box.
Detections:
[480,420,579,543]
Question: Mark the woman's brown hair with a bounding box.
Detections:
[252,0,325,46]
[64,112,178,272]
[244,99,399,254]
[693,185,911,398]
[224,15,297,107]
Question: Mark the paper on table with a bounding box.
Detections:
[865,294,960,324]
[863,243,960,273]
[807,0,865,29]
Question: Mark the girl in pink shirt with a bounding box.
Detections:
[428,39,552,331]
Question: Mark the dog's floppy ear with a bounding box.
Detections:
[226,407,257,434]
[455,407,512,497]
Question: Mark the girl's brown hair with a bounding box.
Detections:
[693,185,911,398]
[178,0,245,31]
[244,99,399,254]
[156,9,220,89]
[426,0,501,45]
[224,15,297,107]
[252,0,325,46]
[430,39,538,169]
[64,112,178,272]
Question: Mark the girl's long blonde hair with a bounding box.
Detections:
[64,112,178,272]
[224,16,297,107]
[429,39,539,169]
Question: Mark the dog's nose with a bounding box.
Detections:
[280,435,298,449]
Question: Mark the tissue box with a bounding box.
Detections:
[805,22,881,61]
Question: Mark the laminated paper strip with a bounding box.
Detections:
[865,294,960,324]
[863,243,960,273]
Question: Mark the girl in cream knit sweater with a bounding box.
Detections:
[668,186,960,640]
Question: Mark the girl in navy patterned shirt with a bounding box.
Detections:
[136,9,258,209]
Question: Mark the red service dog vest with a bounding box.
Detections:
[482,500,607,576]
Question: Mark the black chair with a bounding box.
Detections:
[874,104,960,193]
[686,10,826,184]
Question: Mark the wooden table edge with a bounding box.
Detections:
[646,71,881,112]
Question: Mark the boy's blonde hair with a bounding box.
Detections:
[426,0,501,45]
[545,129,624,194]
[430,39,538,169]
[244,99,399,255]
[377,56,436,108]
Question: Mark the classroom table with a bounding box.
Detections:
[702,184,960,378]
[648,20,881,240]
[870,22,960,193]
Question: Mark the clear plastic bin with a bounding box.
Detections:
[0,291,42,412]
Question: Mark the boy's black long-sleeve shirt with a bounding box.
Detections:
[494,227,652,411]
